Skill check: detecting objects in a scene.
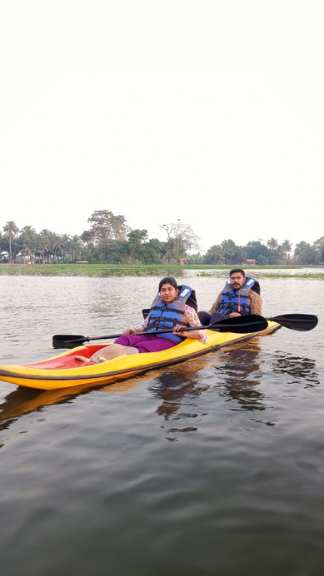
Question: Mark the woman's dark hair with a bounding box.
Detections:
[158,277,178,291]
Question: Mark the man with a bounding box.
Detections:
[198,268,262,325]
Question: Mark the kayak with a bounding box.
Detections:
[0,322,280,391]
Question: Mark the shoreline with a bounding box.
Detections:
[0,264,323,279]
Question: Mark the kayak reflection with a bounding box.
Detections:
[0,383,95,428]
[217,342,266,412]
[0,374,146,428]
[148,358,211,440]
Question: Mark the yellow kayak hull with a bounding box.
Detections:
[0,322,279,390]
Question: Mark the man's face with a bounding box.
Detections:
[230,272,246,290]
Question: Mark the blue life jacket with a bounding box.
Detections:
[218,277,260,316]
[147,285,193,343]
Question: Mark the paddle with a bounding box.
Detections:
[52,314,268,347]
[142,309,318,332]
[266,313,318,332]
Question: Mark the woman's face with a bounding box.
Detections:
[160,283,179,304]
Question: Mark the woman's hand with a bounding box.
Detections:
[173,325,185,334]
[124,328,142,334]
[173,325,200,339]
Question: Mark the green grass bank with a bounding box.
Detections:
[0,263,323,279]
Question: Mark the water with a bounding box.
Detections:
[0,275,323,575]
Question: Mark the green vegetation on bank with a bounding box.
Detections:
[1,211,324,267]
[0,263,323,279]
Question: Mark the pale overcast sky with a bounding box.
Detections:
[1,1,323,252]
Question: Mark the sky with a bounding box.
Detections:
[0,1,323,253]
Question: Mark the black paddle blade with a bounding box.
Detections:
[52,334,88,348]
[209,314,268,334]
[53,334,87,343]
[52,330,126,347]
[269,314,318,331]
[53,340,83,349]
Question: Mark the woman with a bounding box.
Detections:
[78,277,207,363]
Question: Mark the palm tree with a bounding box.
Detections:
[80,230,95,262]
[68,235,84,262]
[267,237,279,251]
[205,244,224,264]
[48,232,63,263]
[280,240,292,263]
[20,225,37,263]
[267,237,279,264]
[36,229,51,263]
[221,239,237,264]
[3,220,19,263]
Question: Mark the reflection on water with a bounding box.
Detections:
[1,341,320,439]
[0,275,324,576]
[148,359,211,441]
[0,383,93,431]
[217,341,266,412]
[272,351,320,387]
[0,373,148,432]
[0,357,210,436]
[150,365,206,419]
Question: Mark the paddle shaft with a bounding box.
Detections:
[52,313,318,347]
[81,319,264,341]
[76,316,315,341]
[52,314,267,346]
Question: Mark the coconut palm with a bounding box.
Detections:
[280,240,292,263]
[221,239,237,264]
[3,220,19,263]
[47,232,64,263]
[267,237,279,264]
[205,244,225,264]
[267,237,279,251]
[68,235,84,262]
[20,225,38,263]
[36,229,51,263]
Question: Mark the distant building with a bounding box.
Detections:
[179,258,189,265]
[245,259,256,266]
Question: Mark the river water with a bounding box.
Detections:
[0,274,323,576]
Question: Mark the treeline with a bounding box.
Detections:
[1,210,323,266]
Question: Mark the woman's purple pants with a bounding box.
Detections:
[114,334,176,354]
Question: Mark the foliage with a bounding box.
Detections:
[205,244,224,265]
[1,214,323,266]
[160,220,200,262]
[87,209,129,243]
[244,240,270,262]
